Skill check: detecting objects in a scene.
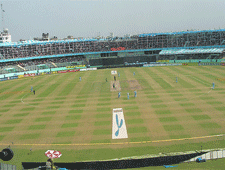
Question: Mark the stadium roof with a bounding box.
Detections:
[159,48,225,55]
[0,36,135,47]
[139,29,225,37]
[0,38,103,47]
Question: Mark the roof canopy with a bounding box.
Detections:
[159,48,225,55]
[139,29,225,37]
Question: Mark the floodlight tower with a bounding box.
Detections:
[1,3,5,30]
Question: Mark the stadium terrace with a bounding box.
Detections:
[0,28,225,74]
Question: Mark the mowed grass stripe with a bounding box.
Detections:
[20,107,35,111]
[56,131,75,137]
[35,117,52,122]
[168,67,196,88]
[0,109,10,113]
[100,71,111,93]
[93,129,111,135]
[177,77,195,88]
[125,112,141,116]
[129,136,151,142]
[191,76,211,87]
[20,133,40,140]
[46,106,60,109]
[58,79,78,96]
[79,72,98,95]
[98,98,111,102]
[157,67,176,78]
[3,104,16,108]
[180,103,195,107]
[0,127,15,132]
[124,106,139,110]
[207,101,223,105]
[215,107,225,111]
[159,117,178,122]
[38,83,61,97]
[192,115,211,120]
[149,100,163,103]
[199,122,221,128]
[94,121,111,126]
[164,125,184,131]
[5,119,23,124]
[42,111,56,115]
[200,96,214,100]
[96,114,111,119]
[90,139,111,143]
[143,68,173,89]
[129,68,153,90]
[97,103,111,106]
[170,134,191,139]
[17,75,57,99]
[61,123,78,128]
[0,80,26,100]
[118,70,129,89]
[126,119,144,124]
[128,127,148,133]
[184,66,223,84]
[0,135,5,141]
[13,113,29,117]
[181,66,212,86]
[28,125,46,130]
[151,104,167,108]
[123,101,137,104]
[69,110,83,114]
[37,74,68,97]
[72,104,86,107]
[97,108,111,112]
[185,108,202,113]
[155,110,172,115]
[65,115,81,120]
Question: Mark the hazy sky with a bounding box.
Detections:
[2,0,225,42]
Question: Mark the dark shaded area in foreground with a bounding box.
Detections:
[22,152,207,169]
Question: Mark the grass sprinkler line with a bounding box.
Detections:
[1,134,224,146]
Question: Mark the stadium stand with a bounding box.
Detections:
[0,29,224,60]
[0,29,225,72]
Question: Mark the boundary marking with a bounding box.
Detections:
[20,93,37,107]
[0,134,224,146]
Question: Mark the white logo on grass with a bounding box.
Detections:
[112,108,128,139]
[111,70,117,75]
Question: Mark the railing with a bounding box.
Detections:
[186,149,225,162]
[0,163,16,170]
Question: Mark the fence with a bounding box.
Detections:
[0,163,16,170]
[186,149,225,162]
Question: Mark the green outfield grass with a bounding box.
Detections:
[0,66,225,169]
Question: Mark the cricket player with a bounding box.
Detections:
[134,91,137,97]
[118,73,120,77]
[118,92,121,98]
[176,77,178,83]
[31,86,33,92]
[113,83,115,89]
[133,72,135,76]
[79,76,81,81]
[212,82,215,89]
[33,90,35,95]
[127,93,129,100]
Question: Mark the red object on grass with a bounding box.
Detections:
[45,150,62,159]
